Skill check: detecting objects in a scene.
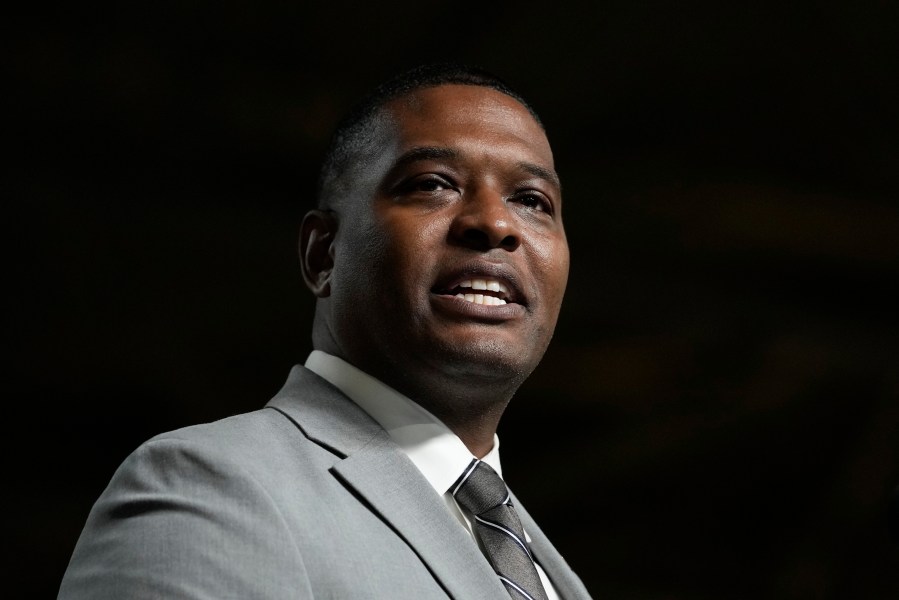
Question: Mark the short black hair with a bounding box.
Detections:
[316,63,544,208]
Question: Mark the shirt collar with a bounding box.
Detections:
[304,350,503,495]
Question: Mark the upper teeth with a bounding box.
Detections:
[454,279,509,306]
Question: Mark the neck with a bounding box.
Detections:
[416,392,508,459]
[313,321,529,458]
[370,361,514,457]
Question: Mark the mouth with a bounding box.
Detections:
[431,265,525,310]
[445,277,512,306]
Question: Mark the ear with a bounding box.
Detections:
[299,209,337,297]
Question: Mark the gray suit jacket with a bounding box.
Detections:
[60,366,591,599]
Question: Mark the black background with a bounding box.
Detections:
[8,1,899,598]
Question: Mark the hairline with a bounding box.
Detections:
[316,70,546,210]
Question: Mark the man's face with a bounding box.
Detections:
[323,84,569,397]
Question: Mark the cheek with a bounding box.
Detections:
[340,216,436,313]
[329,217,388,302]
[532,236,570,303]
[377,212,448,276]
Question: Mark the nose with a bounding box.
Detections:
[449,188,521,252]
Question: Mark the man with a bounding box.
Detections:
[60,64,591,599]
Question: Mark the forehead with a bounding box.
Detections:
[376,84,554,168]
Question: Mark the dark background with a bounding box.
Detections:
[8,1,899,598]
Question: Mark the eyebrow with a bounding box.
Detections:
[389,145,561,190]
[390,146,461,171]
[518,161,561,190]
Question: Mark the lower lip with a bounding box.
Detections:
[431,294,525,321]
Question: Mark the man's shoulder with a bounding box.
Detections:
[105,368,327,487]
[60,380,342,600]
[149,404,293,450]
[142,406,294,464]
[116,364,384,491]
[141,363,350,454]
[110,408,309,502]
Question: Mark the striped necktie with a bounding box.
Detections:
[452,459,549,600]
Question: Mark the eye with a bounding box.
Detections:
[403,174,455,193]
[511,190,553,215]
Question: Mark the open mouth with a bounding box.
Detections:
[437,278,514,306]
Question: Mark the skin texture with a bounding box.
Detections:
[301,84,569,457]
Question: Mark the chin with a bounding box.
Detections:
[427,337,540,383]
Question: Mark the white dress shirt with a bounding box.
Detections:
[305,350,560,600]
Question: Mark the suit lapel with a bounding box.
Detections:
[333,439,508,599]
[267,365,508,599]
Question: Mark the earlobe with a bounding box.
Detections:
[299,209,337,297]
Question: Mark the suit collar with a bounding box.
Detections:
[303,351,505,498]
[266,365,509,599]
[266,364,385,457]
[334,436,510,599]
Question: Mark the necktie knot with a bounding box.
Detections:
[452,459,510,515]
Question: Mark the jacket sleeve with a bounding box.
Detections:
[58,437,313,599]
